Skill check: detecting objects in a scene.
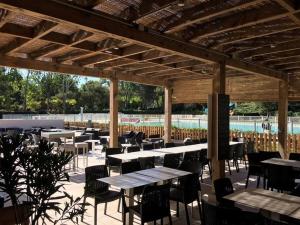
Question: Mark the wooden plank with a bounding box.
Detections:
[164,83,172,143]
[0,0,286,80]
[278,80,289,158]
[109,76,119,148]
[209,62,226,182]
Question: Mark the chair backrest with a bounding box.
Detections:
[180,151,202,174]
[106,147,123,166]
[139,156,155,169]
[142,143,154,151]
[118,136,126,144]
[199,149,209,165]
[234,143,245,159]
[199,138,207,143]
[213,178,234,203]
[192,139,200,144]
[127,146,140,153]
[183,150,200,162]
[246,141,255,153]
[140,183,171,222]
[85,165,109,195]
[177,173,200,203]
[163,153,181,169]
[148,134,160,138]
[74,134,90,143]
[267,164,295,192]
[247,152,261,166]
[100,137,108,145]
[165,142,175,148]
[289,153,300,161]
[201,199,218,225]
[259,151,281,161]
[121,161,141,174]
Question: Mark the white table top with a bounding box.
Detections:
[108,142,241,161]
[41,131,75,139]
[261,158,300,169]
[98,167,190,189]
[224,189,300,220]
[108,150,165,161]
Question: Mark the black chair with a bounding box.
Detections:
[121,161,141,174]
[192,139,200,144]
[127,146,140,153]
[289,153,300,161]
[224,145,237,175]
[246,152,265,188]
[199,149,211,181]
[169,173,202,225]
[105,147,123,176]
[259,151,281,161]
[184,138,194,145]
[142,142,154,151]
[234,143,247,172]
[163,153,181,169]
[124,183,172,225]
[99,138,108,152]
[179,151,202,175]
[148,134,160,138]
[199,138,207,143]
[183,150,200,162]
[139,156,155,169]
[267,164,295,192]
[82,165,121,225]
[246,140,256,153]
[165,142,175,148]
[201,199,218,225]
[213,178,234,203]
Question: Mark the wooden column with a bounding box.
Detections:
[278,80,288,159]
[164,84,172,143]
[208,62,227,181]
[109,76,118,148]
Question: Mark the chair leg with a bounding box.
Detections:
[208,163,212,178]
[117,197,121,213]
[160,218,163,225]
[94,200,97,225]
[154,220,156,225]
[168,214,173,225]
[227,160,232,175]
[184,203,190,225]
[235,160,240,173]
[176,201,179,217]
[245,174,250,188]
[122,209,126,225]
[81,196,87,222]
[256,176,261,188]
[196,195,202,221]
[104,202,107,215]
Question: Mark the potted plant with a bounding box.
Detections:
[0,134,87,225]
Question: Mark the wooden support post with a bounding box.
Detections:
[278,80,288,159]
[164,84,172,143]
[109,76,118,148]
[208,62,227,182]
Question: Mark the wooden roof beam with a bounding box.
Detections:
[275,0,300,25]
[158,0,266,34]
[74,44,149,66]
[30,29,93,59]
[1,20,58,54]
[238,38,300,58]
[0,0,286,80]
[186,5,289,42]
[0,54,163,86]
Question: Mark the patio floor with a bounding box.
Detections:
[59,149,258,225]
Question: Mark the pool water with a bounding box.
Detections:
[120,120,300,134]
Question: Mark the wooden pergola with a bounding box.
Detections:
[0,0,300,180]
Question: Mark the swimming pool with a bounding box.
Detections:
[120,119,300,134]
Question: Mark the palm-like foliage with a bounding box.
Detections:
[0,135,87,225]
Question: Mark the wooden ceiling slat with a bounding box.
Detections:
[161,0,267,34]
[0,0,285,80]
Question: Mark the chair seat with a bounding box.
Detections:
[94,190,121,204]
[169,187,184,202]
[129,204,170,222]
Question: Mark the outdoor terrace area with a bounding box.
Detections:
[1,0,300,224]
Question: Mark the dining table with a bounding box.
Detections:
[224,188,300,223]
[98,166,191,225]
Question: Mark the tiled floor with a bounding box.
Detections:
[57,149,258,225]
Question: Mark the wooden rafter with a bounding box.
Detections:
[185,5,288,42]
[158,0,267,34]
[0,54,163,86]
[0,0,285,80]
[1,20,58,54]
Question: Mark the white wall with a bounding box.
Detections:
[0,119,64,130]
